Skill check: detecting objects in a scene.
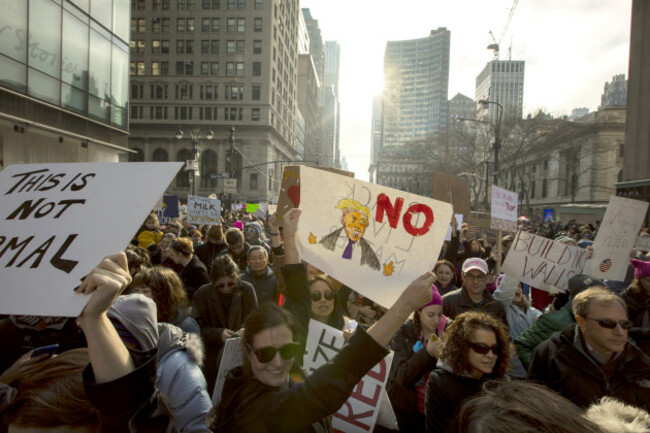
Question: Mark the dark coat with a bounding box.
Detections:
[442,286,506,323]
[425,365,492,433]
[241,265,279,304]
[621,284,650,328]
[218,243,251,272]
[211,328,388,433]
[192,280,258,391]
[195,240,228,270]
[319,227,380,271]
[527,324,650,409]
[178,255,210,301]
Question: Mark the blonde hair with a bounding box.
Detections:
[335,199,369,219]
[585,397,650,433]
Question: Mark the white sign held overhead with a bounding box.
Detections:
[296,166,453,309]
[0,162,183,316]
[491,185,518,232]
[187,195,221,225]
[223,178,237,194]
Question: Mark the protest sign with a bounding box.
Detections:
[187,195,221,225]
[212,337,243,405]
[636,235,650,253]
[268,204,277,215]
[501,231,589,293]
[431,171,472,216]
[445,214,464,241]
[296,166,453,309]
[490,186,518,232]
[155,194,179,224]
[303,320,396,433]
[585,196,649,281]
[543,208,554,223]
[277,166,354,220]
[0,162,182,316]
[245,203,259,213]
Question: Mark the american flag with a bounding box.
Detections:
[599,258,612,273]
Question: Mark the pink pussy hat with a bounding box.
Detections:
[630,259,650,279]
[423,285,443,308]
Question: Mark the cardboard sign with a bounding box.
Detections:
[277,166,354,220]
[501,231,589,293]
[431,171,472,216]
[491,186,518,232]
[187,195,221,225]
[296,167,453,309]
[155,194,179,225]
[268,204,277,215]
[445,214,464,241]
[0,162,182,316]
[636,235,650,252]
[303,320,396,433]
[586,196,649,281]
[212,337,243,405]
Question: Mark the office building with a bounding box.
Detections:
[448,92,476,123]
[324,41,340,167]
[0,0,132,167]
[475,60,525,124]
[368,94,382,183]
[599,74,627,110]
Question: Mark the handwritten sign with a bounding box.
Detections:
[491,186,518,232]
[586,196,649,281]
[187,195,221,225]
[501,231,589,293]
[0,162,182,316]
[636,235,650,252]
[445,214,464,241]
[155,194,179,224]
[303,320,396,433]
[296,167,453,309]
[212,337,243,405]
[431,171,471,216]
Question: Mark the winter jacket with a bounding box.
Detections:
[137,230,163,249]
[195,240,228,270]
[527,324,650,409]
[388,318,449,432]
[178,255,211,301]
[425,361,497,433]
[192,280,258,391]
[514,302,575,369]
[156,323,211,433]
[218,243,251,272]
[241,265,279,304]
[621,284,650,328]
[169,307,201,334]
[492,275,541,340]
[442,286,506,323]
[210,327,388,433]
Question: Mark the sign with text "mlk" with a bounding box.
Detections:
[0,162,183,316]
[586,196,648,281]
[491,185,518,232]
[187,195,221,225]
[501,231,589,293]
[296,166,453,309]
[303,320,397,433]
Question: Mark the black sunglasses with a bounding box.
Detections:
[247,342,299,363]
[468,342,500,355]
[215,281,236,289]
[311,291,334,302]
[585,317,633,330]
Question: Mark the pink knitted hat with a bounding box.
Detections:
[630,259,650,279]
[423,285,443,308]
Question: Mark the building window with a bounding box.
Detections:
[202,0,220,9]
[152,40,161,53]
[185,61,194,75]
[226,40,235,53]
[250,173,258,190]
[227,0,236,9]
[255,0,262,9]
[176,61,185,74]
[236,62,244,76]
[531,180,536,199]
[177,18,186,32]
[211,18,220,32]
[226,62,234,76]
[162,18,170,32]
[186,40,194,53]
[131,84,143,98]
[211,39,219,54]
[236,40,245,54]
[151,62,160,75]
[227,18,235,32]
[619,143,624,158]
[153,148,169,161]
[161,40,169,53]
[211,62,219,75]
[176,40,185,54]
[543,159,549,170]
[137,18,146,32]
[542,179,547,198]
[176,149,192,187]
[238,0,246,8]
[252,62,261,76]
[254,18,262,31]
[201,39,209,54]
[161,61,169,75]
[201,150,219,188]
[151,106,168,119]
[137,40,145,53]
[251,107,260,121]
[202,18,210,32]
[151,84,168,99]
[253,40,262,54]
[252,85,260,100]
[136,62,145,75]
[226,85,243,100]
[187,18,195,31]
[237,18,245,32]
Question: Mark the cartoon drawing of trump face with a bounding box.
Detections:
[339,200,370,242]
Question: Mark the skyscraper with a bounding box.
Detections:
[475,60,525,123]
[324,41,340,167]
[382,28,450,148]
[599,74,627,110]
[368,94,382,183]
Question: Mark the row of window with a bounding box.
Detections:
[131,39,263,55]
[132,83,261,100]
[132,0,264,11]
[130,105,261,121]
[131,17,262,33]
[130,61,262,76]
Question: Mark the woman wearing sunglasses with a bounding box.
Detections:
[425,311,511,433]
[208,208,437,433]
[309,275,354,331]
[192,254,259,392]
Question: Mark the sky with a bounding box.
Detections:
[299,0,632,181]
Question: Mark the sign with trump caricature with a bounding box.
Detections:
[296,167,453,309]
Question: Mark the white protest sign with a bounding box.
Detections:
[0,162,182,316]
[586,196,649,281]
[296,166,453,309]
[490,186,518,232]
[501,231,589,293]
[212,337,243,405]
[445,214,463,241]
[636,235,650,252]
[303,320,395,433]
[268,204,277,215]
[187,195,221,225]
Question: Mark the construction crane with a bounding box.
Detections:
[487,0,519,59]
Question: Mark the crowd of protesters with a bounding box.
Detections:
[1,205,649,433]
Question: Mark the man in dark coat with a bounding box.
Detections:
[442,258,506,323]
[218,228,250,272]
[168,237,210,301]
[241,245,278,304]
[195,224,228,269]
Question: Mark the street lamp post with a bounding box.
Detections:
[175,126,214,197]
[226,126,235,210]
[478,99,504,187]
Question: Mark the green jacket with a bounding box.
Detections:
[514,303,575,370]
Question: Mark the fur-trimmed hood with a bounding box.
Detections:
[157,322,205,367]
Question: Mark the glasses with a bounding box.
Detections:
[214,281,236,289]
[464,274,487,282]
[248,342,300,363]
[244,227,257,232]
[468,342,500,355]
[585,317,633,330]
[311,291,334,302]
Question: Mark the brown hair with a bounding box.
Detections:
[171,237,194,257]
[573,287,626,318]
[207,225,224,242]
[433,259,457,286]
[225,227,244,245]
[210,254,240,282]
[4,349,99,429]
[440,311,512,378]
[132,266,189,322]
